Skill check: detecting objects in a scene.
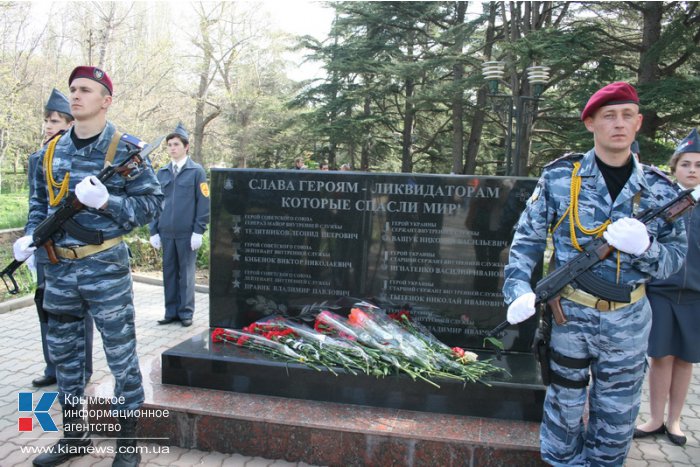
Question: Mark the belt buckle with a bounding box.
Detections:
[595,299,611,312]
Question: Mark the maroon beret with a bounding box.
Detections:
[68,66,113,95]
[581,82,638,121]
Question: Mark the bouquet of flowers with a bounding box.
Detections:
[212,302,505,387]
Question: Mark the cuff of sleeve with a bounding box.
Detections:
[633,236,659,264]
[504,282,534,305]
[104,195,119,213]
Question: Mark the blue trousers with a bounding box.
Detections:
[541,299,651,466]
[161,236,196,320]
[36,285,94,380]
[44,243,143,411]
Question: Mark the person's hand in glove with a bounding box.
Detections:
[13,235,36,262]
[603,217,650,256]
[507,292,537,324]
[150,234,161,249]
[191,233,203,251]
[75,175,109,209]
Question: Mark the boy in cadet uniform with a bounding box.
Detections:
[13,66,163,467]
[149,123,209,327]
[29,89,94,389]
[502,82,687,465]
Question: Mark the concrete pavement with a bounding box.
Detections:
[0,278,317,467]
[0,277,697,466]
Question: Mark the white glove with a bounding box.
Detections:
[191,233,203,251]
[75,175,109,209]
[150,234,161,249]
[603,217,650,256]
[13,235,36,262]
[507,292,537,325]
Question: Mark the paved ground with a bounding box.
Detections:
[0,278,697,466]
[0,279,317,467]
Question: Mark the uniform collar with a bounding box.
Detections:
[580,148,650,208]
[63,121,115,153]
[171,156,189,172]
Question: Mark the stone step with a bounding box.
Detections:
[86,340,546,466]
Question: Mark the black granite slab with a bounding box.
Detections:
[162,330,544,422]
[208,169,540,352]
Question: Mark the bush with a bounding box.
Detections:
[125,225,210,272]
[0,173,30,194]
[125,226,162,272]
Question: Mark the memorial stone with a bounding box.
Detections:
[209,169,539,351]
[163,169,545,421]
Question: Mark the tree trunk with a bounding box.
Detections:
[361,95,371,171]
[464,3,497,174]
[450,2,467,174]
[401,75,415,173]
[638,2,663,140]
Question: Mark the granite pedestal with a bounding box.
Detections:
[162,330,544,422]
[87,353,545,466]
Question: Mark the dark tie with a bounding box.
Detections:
[174,165,179,178]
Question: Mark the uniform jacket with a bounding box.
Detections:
[149,157,209,239]
[503,149,687,304]
[27,147,48,266]
[648,199,700,301]
[26,122,163,246]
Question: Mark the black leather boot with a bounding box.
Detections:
[32,406,92,467]
[112,416,141,467]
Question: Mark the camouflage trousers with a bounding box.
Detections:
[541,298,651,466]
[44,242,144,412]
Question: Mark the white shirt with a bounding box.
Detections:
[172,157,188,174]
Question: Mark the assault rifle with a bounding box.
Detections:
[487,185,700,338]
[0,135,164,295]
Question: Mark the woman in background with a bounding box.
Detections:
[634,128,700,446]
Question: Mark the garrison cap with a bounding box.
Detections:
[45,88,72,117]
[674,128,700,155]
[68,66,113,95]
[168,122,189,141]
[581,82,639,121]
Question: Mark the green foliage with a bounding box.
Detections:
[124,226,210,272]
[1,173,30,194]
[0,233,35,300]
[0,191,29,230]
[1,2,699,178]
[125,226,162,273]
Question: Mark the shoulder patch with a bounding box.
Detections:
[120,133,145,149]
[643,164,674,185]
[544,152,584,169]
[200,182,210,198]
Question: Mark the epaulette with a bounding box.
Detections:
[120,133,146,149]
[643,164,674,185]
[543,152,584,169]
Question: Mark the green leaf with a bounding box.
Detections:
[483,336,504,350]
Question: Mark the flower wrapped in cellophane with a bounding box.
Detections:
[211,302,504,387]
